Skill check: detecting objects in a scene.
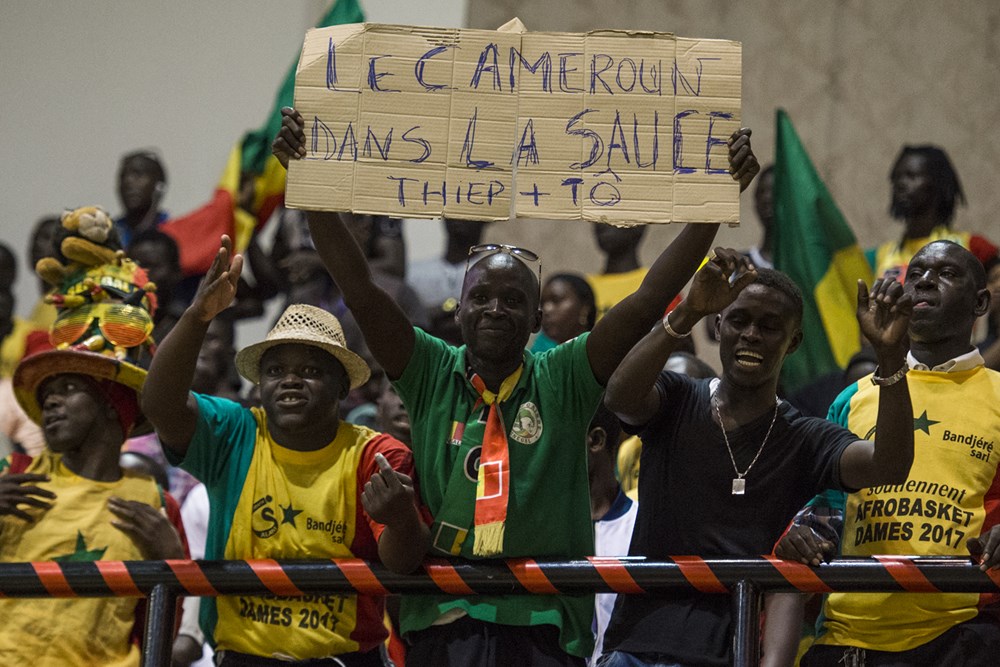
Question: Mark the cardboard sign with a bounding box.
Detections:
[286,22,741,224]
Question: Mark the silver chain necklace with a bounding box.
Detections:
[712,392,779,495]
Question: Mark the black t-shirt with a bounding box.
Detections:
[602,373,857,665]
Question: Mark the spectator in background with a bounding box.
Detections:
[129,229,188,345]
[0,289,44,457]
[25,216,61,331]
[746,164,775,269]
[787,347,878,419]
[588,223,647,322]
[586,402,637,666]
[409,218,490,343]
[249,207,426,355]
[531,273,596,353]
[870,145,996,282]
[0,243,41,379]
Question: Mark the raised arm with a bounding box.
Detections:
[605,249,757,425]
[838,278,914,489]
[587,128,760,385]
[272,108,414,379]
[141,236,243,455]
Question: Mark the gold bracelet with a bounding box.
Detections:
[870,363,908,386]
[662,312,691,339]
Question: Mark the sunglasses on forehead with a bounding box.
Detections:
[464,243,543,297]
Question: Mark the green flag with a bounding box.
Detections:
[772,109,872,394]
[240,0,365,175]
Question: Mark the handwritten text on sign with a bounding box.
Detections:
[286,23,742,224]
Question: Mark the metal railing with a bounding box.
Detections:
[2,555,997,666]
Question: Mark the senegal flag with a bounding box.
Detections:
[772,109,872,394]
[224,0,365,252]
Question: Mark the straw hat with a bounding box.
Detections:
[235,304,370,389]
[14,348,146,426]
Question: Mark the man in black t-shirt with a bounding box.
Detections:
[599,252,916,666]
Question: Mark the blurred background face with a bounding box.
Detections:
[540,277,590,344]
[128,238,180,296]
[118,156,163,216]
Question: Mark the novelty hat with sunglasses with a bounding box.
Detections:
[13,206,158,424]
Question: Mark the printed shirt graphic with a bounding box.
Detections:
[173,394,413,661]
[0,451,164,667]
[393,328,604,658]
[818,366,1000,651]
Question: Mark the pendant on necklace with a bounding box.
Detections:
[732,477,746,495]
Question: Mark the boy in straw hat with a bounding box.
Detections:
[0,206,187,667]
[142,236,429,667]
[272,108,760,666]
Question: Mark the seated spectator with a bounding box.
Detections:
[0,229,186,666]
[531,273,596,353]
[600,254,915,667]
[870,145,996,281]
[142,236,429,665]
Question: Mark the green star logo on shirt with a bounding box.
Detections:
[53,531,107,562]
[913,410,940,435]
[280,503,303,527]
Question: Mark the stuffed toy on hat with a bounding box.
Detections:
[32,206,159,361]
[36,206,124,286]
[13,206,160,427]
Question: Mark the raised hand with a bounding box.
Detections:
[190,235,243,323]
[0,473,55,522]
[361,453,418,527]
[728,128,760,193]
[108,496,185,559]
[272,107,307,169]
[683,248,758,318]
[857,277,912,357]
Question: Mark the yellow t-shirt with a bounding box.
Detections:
[197,405,396,660]
[0,451,164,667]
[587,268,648,321]
[818,366,1000,651]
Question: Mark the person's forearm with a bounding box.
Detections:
[589,224,718,384]
[844,350,915,488]
[605,304,701,416]
[307,211,414,379]
[377,510,430,574]
[141,309,210,446]
[868,356,914,485]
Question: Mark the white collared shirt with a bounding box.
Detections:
[906,348,984,373]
